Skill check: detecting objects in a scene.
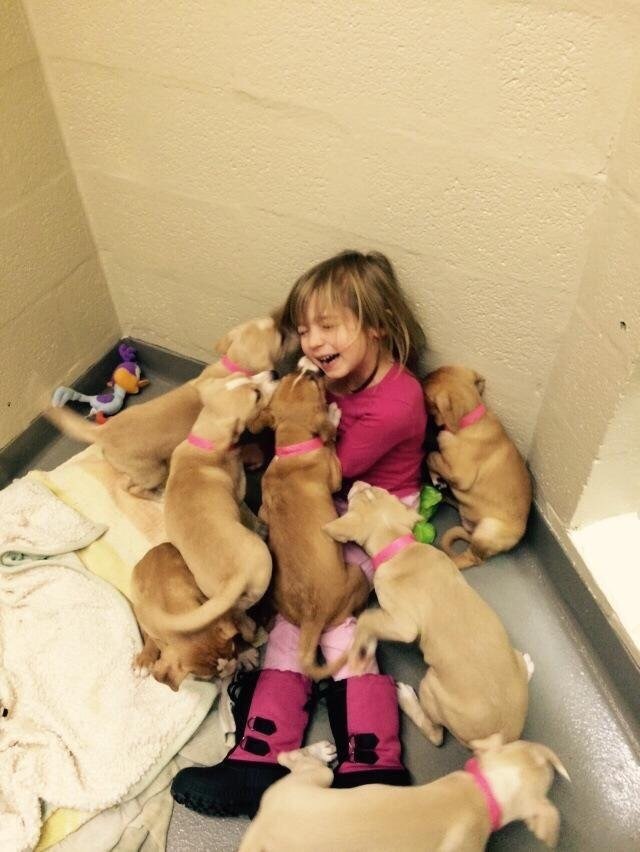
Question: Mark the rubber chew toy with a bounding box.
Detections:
[413,484,443,544]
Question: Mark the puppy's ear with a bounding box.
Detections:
[230,417,244,444]
[152,660,184,692]
[195,375,226,408]
[435,390,460,432]
[524,799,561,848]
[474,372,486,396]
[533,745,570,781]
[214,332,233,355]
[247,405,274,434]
[470,732,504,753]
[323,513,362,544]
[216,416,243,446]
[270,304,299,357]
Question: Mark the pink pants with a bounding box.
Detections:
[264,491,419,679]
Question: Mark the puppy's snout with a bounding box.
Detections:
[297,355,321,375]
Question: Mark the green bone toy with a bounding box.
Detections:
[412,484,443,544]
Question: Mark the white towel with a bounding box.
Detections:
[0,479,217,852]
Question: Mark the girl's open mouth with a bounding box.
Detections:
[318,353,339,367]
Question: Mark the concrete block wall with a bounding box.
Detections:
[572,362,640,527]
[0,0,119,449]
[22,0,640,457]
[530,62,640,528]
[8,0,640,534]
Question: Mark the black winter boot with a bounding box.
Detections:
[171,668,314,817]
[326,674,411,788]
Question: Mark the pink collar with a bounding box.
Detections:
[458,403,486,430]
[187,433,216,451]
[220,355,254,377]
[464,758,502,831]
[275,437,324,458]
[371,534,416,571]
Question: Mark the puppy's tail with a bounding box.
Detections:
[441,526,485,570]
[298,621,348,682]
[144,574,247,635]
[44,405,102,446]
[440,525,471,555]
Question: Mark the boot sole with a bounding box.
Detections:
[172,789,258,819]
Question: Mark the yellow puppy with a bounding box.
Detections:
[131,542,259,691]
[423,366,532,569]
[45,316,283,498]
[247,367,370,679]
[147,372,277,636]
[240,736,568,852]
[324,483,530,748]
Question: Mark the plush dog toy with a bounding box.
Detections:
[51,343,149,421]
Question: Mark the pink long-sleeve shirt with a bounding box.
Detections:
[327,364,427,499]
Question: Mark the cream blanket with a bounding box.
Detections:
[0,471,220,852]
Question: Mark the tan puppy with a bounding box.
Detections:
[44,316,283,498]
[148,371,277,635]
[248,367,370,679]
[423,366,533,569]
[239,735,568,852]
[324,483,530,747]
[131,542,259,691]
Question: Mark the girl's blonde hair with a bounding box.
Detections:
[280,251,426,375]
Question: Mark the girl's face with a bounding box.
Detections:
[296,295,379,386]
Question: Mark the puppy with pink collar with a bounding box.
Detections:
[324,482,531,749]
[240,735,568,851]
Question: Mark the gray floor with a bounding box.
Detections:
[18,364,640,852]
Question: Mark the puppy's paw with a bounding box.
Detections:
[327,402,342,428]
[523,652,535,681]
[277,748,305,770]
[306,740,338,765]
[428,470,445,488]
[278,741,337,770]
[132,661,151,679]
[428,725,444,747]
[237,614,257,643]
[217,657,238,678]
[396,681,419,710]
[349,635,377,672]
[237,647,260,670]
[253,626,269,647]
[132,650,156,677]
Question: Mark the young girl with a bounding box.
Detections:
[171,251,427,818]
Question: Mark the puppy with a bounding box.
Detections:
[239,735,568,852]
[149,371,277,635]
[422,366,533,569]
[248,367,370,679]
[44,316,283,498]
[324,483,529,747]
[131,542,259,691]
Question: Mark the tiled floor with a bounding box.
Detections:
[18,363,640,852]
